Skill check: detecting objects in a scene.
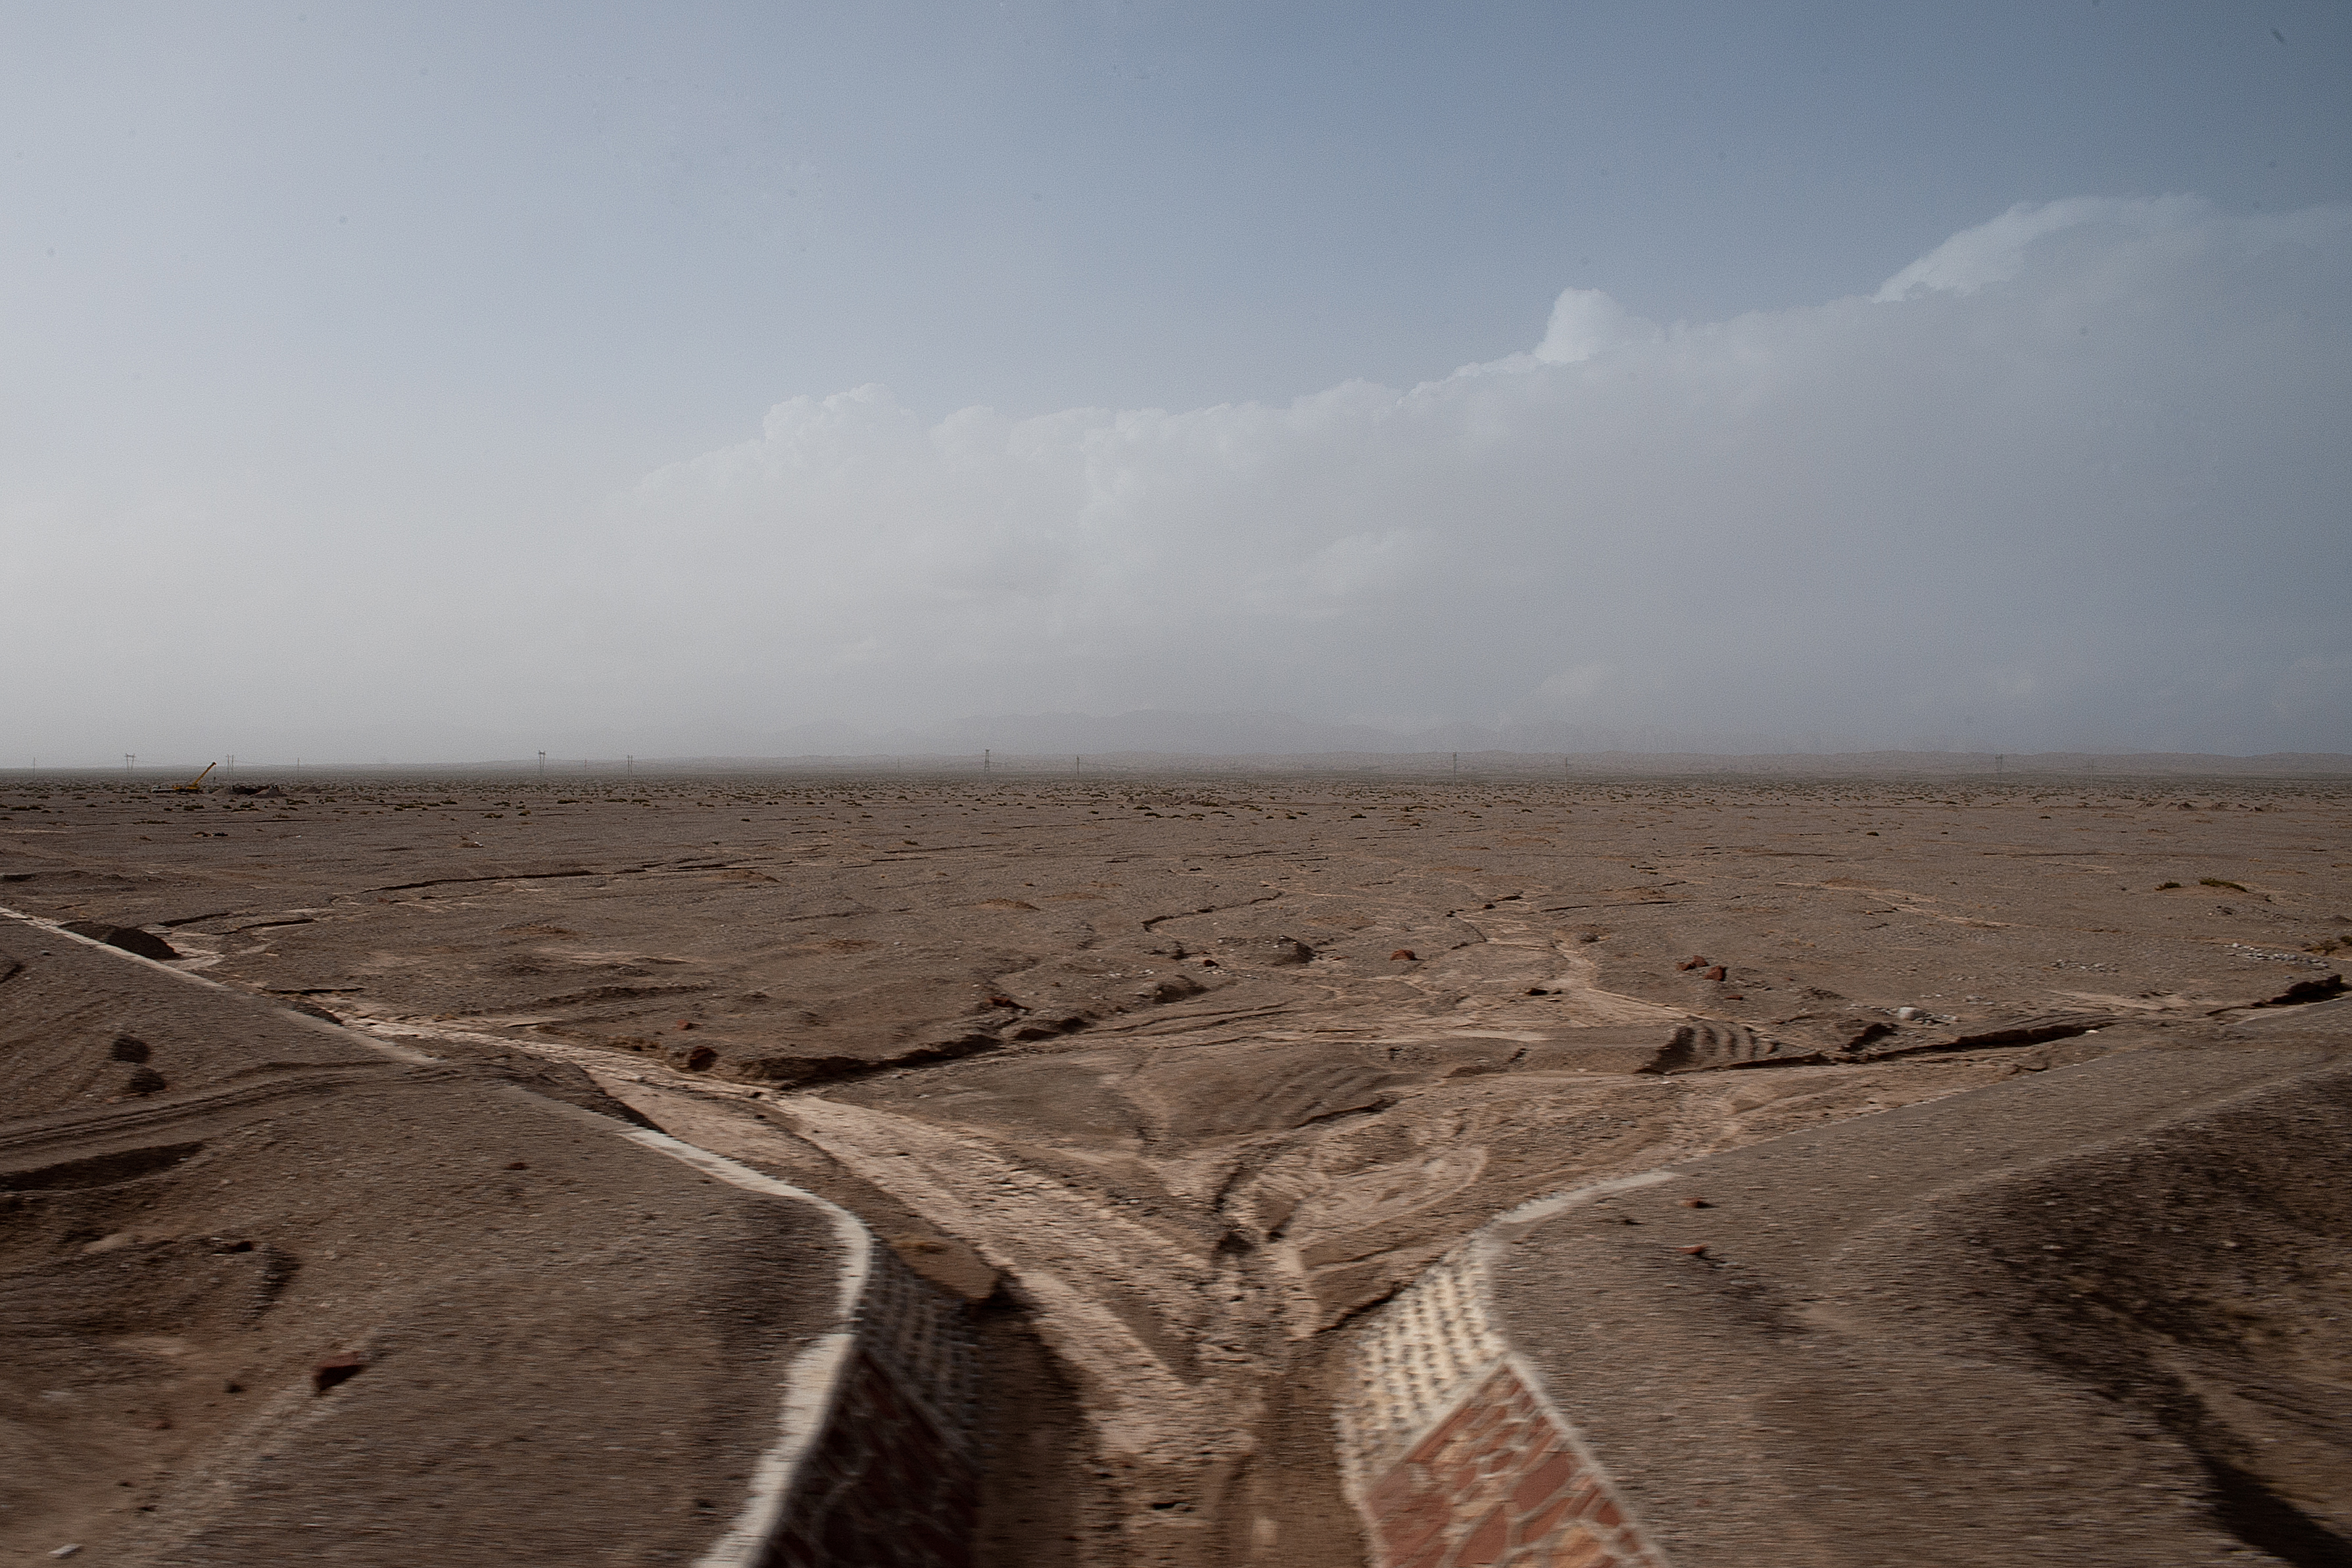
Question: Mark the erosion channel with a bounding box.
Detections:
[5,768,2350,1567]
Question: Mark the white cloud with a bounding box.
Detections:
[11,197,2349,760]
[564,196,2349,753]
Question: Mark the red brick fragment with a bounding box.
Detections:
[1545,1523,1612,1568]
[1522,1491,1580,1544]
[1455,1506,1508,1565]
[1513,1450,1575,1511]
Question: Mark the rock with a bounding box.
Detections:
[1895,1006,1923,1021]
[2251,974,2349,1008]
[60,922,179,962]
[1390,949,1417,962]
[1639,1020,1812,1074]
[122,1066,166,1096]
[312,1353,366,1394]
[108,1035,151,1063]
[1677,955,1710,972]
[1702,965,1727,982]
[1214,935,1315,966]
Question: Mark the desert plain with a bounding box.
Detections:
[4,763,2350,1566]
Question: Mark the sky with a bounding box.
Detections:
[5,1,2349,764]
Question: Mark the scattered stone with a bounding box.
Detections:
[1390,949,1417,962]
[1675,1245,1709,1257]
[122,1066,166,1096]
[108,1035,152,1063]
[1679,1197,1712,1208]
[505,1160,530,1171]
[1137,975,1207,1004]
[1677,955,1710,971]
[1702,965,1727,982]
[1895,1006,1923,1021]
[1215,935,1315,966]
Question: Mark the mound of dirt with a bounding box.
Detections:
[0,914,851,1567]
[1487,1043,2352,1567]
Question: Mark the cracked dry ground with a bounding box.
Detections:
[7,771,2351,1565]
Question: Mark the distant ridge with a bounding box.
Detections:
[95,748,2342,780]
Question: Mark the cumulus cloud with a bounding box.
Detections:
[11,196,2346,762]
[577,196,2350,753]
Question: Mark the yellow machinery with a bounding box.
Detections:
[162,761,218,794]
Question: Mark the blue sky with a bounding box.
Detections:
[5,3,2350,760]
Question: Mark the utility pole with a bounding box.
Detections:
[1452,751,1458,777]
[125,753,135,773]
[1995,755,2004,776]
[983,749,990,774]
[1074,755,1082,777]
[538,751,546,780]
[226,753,235,776]
[626,755,633,776]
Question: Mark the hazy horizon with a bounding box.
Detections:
[7,5,2349,765]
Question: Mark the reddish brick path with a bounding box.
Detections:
[1360,1364,1660,1568]
[759,1349,979,1568]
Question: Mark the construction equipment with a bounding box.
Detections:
[155,761,218,794]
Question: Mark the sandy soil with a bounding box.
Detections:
[5,767,2348,1565]
[0,915,844,1568]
